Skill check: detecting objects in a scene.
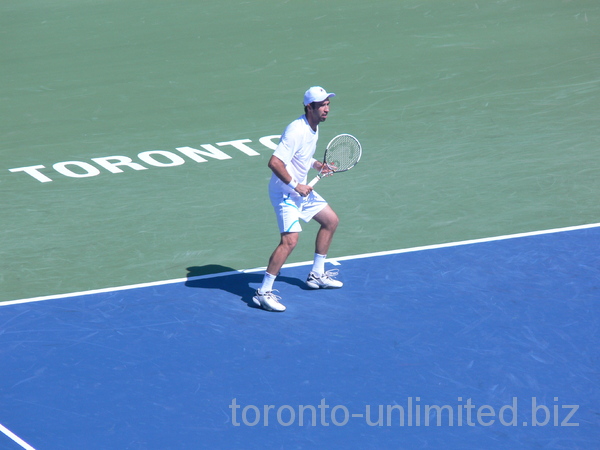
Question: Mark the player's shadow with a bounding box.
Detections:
[184,264,308,309]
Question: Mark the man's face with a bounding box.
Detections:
[308,99,331,123]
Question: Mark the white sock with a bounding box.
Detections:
[312,253,327,276]
[259,272,276,293]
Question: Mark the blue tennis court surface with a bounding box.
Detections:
[1,225,599,449]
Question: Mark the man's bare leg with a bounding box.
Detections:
[253,233,299,312]
[266,232,299,277]
[313,205,339,256]
[307,205,343,288]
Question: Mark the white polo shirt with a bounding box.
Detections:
[269,115,318,193]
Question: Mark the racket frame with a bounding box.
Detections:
[308,133,362,187]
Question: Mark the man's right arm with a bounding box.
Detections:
[268,155,312,197]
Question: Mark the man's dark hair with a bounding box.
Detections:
[304,102,317,115]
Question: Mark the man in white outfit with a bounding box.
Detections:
[253,86,343,312]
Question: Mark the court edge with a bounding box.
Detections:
[0,423,35,450]
[2,222,599,308]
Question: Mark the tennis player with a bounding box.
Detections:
[253,86,343,312]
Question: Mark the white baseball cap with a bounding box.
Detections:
[303,86,336,106]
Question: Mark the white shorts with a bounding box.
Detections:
[269,190,328,233]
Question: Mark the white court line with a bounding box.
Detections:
[1,222,599,308]
[0,423,36,450]
[332,221,600,263]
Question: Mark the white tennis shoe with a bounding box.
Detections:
[306,270,343,289]
[252,290,286,312]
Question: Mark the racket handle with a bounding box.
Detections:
[308,175,319,187]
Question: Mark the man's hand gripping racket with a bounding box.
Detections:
[308,134,362,187]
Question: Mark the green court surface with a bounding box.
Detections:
[1,0,599,303]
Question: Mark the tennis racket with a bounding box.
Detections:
[308,134,362,187]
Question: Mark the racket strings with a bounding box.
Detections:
[325,135,361,172]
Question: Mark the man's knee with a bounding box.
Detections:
[329,212,340,229]
[315,206,339,230]
[322,210,339,231]
[280,232,299,249]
